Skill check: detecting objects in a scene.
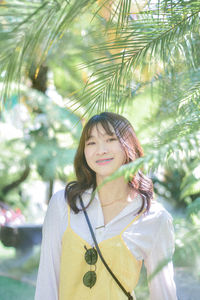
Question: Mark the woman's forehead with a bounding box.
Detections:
[86,122,115,139]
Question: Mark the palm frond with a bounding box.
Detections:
[93,0,132,29]
[0,0,95,107]
[133,68,200,145]
[96,130,200,192]
[74,2,200,113]
[178,81,200,115]
[186,197,200,217]
[180,178,200,199]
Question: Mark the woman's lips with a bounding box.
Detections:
[96,158,113,165]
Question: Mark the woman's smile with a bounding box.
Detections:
[96,158,114,165]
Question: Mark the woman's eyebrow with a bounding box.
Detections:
[105,132,116,136]
[86,132,115,140]
[86,135,95,141]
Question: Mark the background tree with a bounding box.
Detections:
[0,89,82,207]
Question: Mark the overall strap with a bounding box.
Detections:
[67,204,71,227]
[120,208,146,236]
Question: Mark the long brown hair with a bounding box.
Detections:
[65,112,153,213]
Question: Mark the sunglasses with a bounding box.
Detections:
[83,245,98,288]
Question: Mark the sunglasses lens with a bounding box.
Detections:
[83,271,97,288]
[85,248,98,265]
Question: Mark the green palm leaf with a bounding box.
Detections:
[0,0,96,105]
[96,131,200,193]
[74,4,200,112]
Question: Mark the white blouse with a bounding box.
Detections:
[35,188,177,300]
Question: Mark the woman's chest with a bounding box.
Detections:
[102,202,131,225]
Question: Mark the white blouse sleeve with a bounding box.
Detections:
[34,190,66,300]
[144,211,177,300]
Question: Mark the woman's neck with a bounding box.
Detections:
[96,176,131,206]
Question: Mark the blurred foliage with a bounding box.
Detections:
[153,158,200,208]
[21,88,82,181]
[0,88,82,207]
[0,139,29,209]
[174,216,200,274]
[187,197,200,220]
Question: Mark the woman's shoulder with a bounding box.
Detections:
[49,187,93,211]
[48,189,66,209]
[141,199,173,226]
[44,189,68,228]
[125,199,175,259]
[51,188,65,199]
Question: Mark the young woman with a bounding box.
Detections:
[35,112,177,300]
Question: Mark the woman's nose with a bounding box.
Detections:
[96,142,108,155]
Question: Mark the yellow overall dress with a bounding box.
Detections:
[59,205,143,300]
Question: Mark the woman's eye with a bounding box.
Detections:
[107,138,117,142]
[86,141,95,146]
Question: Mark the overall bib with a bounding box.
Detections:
[59,205,143,300]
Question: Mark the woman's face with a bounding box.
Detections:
[84,123,126,181]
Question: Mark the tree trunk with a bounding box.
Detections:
[1,164,30,202]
